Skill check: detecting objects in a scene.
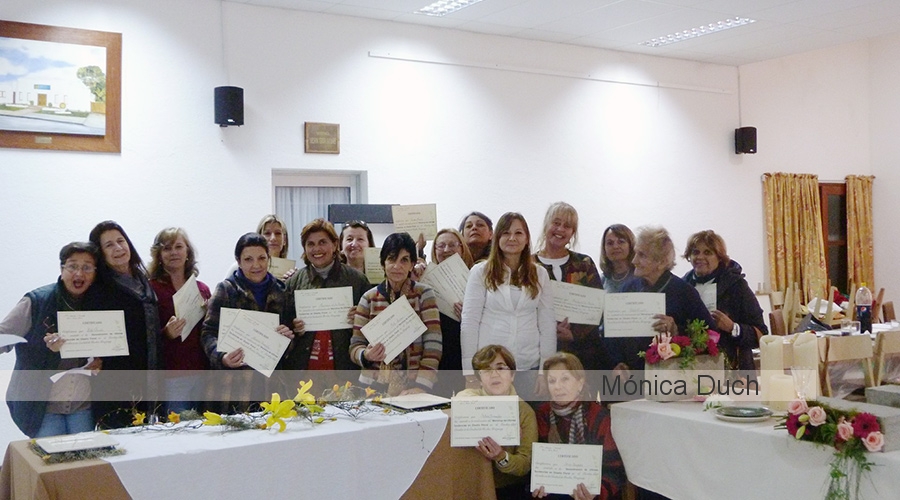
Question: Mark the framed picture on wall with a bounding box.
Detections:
[0,20,121,152]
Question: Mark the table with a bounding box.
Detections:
[610,399,900,500]
[1,409,494,500]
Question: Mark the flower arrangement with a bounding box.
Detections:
[778,399,884,500]
[639,319,720,370]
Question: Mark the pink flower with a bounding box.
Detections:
[785,413,808,438]
[788,399,809,415]
[852,413,880,439]
[864,431,885,452]
[706,339,719,357]
[807,406,827,426]
[671,336,691,348]
[657,342,676,360]
[707,329,720,344]
[837,418,854,442]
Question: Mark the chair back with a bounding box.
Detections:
[875,330,900,385]
[770,291,785,309]
[873,288,886,323]
[823,335,874,398]
[768,312,786,336]
[883,301,896,323]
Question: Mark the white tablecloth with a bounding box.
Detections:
[104,409,447,499]
[611,400,900,500]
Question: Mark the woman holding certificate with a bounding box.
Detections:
[461,212,556,399]
[201,233,296,413]
[599,224,637,293]
[2,242,103,437]
[350,232,442,396]
[339,220,375,273]
[533,353,625,500]
[148,227,211,413]
[430,228,474,395]
[682,230,765,374]
[459,211,494,263]
[457,344,537,500]
[535,202,604,370]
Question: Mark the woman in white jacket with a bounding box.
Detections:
[461,212,556,399]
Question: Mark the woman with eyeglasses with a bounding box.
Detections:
[1,242,104,437]
[340,220,375,274]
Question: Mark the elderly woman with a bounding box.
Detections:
[148,227,211,413]
[532,353,625,500]
[459,211,494,263]
[682,230,765,374]
[614,226,713,371]
[457,344,537,500]
[599,224,637,293]
[2,242,103,437]
[340,220,375,274]
[284,218,370,373]
[461,212,556,398]
[535,202,604,370]
[201,233,296,413]
[350,232,442,396]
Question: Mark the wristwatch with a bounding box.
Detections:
[496,452,509,467]
[731,323,741,337]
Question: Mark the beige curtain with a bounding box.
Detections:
[763,173,828,302]
[846,175,875,289]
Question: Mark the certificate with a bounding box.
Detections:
[360,297,427,363]
[531,443,603,495]
[450,395,520,447]
[0,334,26,349]
[294,286,354,331]
[603,292,665,338]
[57,311,128,359]
[217,308,289,378]
[269,257,296,278]
[420,253,469,321]
[695,282,717,311]
[365,247,385,284]
[391,203,437,240]
[173,274,206,341]
[550,281,605,325]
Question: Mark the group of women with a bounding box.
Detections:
[2,204,766,500]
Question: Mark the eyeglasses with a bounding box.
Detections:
[435,242,460,251]
[342,220,368,229]
[480,364,511,374]
[62,264,96,274]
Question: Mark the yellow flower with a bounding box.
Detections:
[132,412,146,426]
[202,411,223,426]
[294,380,316,405]
[167,411,180,424]
[365,387,376,398]
[313,417,325,424]
[261,393,297,432]
[333,384,341,393]
[344,381,352,389]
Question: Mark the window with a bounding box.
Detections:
[819,182,847,294]
[272,170,367,263]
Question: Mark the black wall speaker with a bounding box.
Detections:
[214,86,243,127]
[735,126,757,154]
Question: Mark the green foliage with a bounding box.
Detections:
[76,65,106,102]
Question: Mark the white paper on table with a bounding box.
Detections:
[602,293,665,338]
[550,281,605,325]
[531,442,603,495]
[294,286,354,331]
[49,357,97,383]
[217,308,288,378]
[35,432,118,453]
[450,395,520,447]
[268,257,296,278]
[379,393,451,410]
[0,334,26,349]
[173,274,206,341]
[391,204,437,241]
[695,282,717,312]
[365,247,385,284]
[419,253,469,321]
[360,298,427,363]
[57,310,128,358]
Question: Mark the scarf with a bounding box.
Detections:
[688,264,724,285]
[548,401,586,444]
[239,270,273,309]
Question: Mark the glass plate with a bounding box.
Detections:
[714,406,773,423]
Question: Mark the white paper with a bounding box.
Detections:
[695,282,717,312]
[550,281,605,325]
[360,298,427,363]
[294,286,354,331]
[379,393,451,410]
[49,357,96,383]
[217,308,288,378]
[603,293,665,338]
[531,443,603,495]
[35,432,118,453]
[0,334,26,349]
[419,253,469,321]
[391,204,438,240]
[57,310,128,358]
[268,257,296,278]
[365,247,385,284]
[450,395,520,447]
[173,274,206,341]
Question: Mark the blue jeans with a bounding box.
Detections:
[165,375,203,413]
[35,409,94,437]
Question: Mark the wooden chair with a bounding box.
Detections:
[883,301,896,323]
[873,287,885,323]
[768,312,786,336]
[875,330,900,386]
[822,335,875,398]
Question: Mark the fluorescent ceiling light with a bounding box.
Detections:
[416,0,484,17]
[640,17,756,47]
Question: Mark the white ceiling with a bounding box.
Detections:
[230,0,900,66]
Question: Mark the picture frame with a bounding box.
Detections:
[304,122,340,154]
[0,20,121,152]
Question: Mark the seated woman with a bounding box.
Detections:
[457,344,537,500]
[535,202,604,370]
[350,232,442,396]
[532,353,625,500]
[200,233,296,413]
[599,224,637,293]
[148,227,211,413]
[2,242,103,438]
[340,220,375,274]
[682,230,766,375]
[459,211,494,263]
[613,226,713,371]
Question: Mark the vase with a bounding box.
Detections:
[644,354,724,402]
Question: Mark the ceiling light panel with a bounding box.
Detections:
[640,17,756,47]
[416,0,484,17]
